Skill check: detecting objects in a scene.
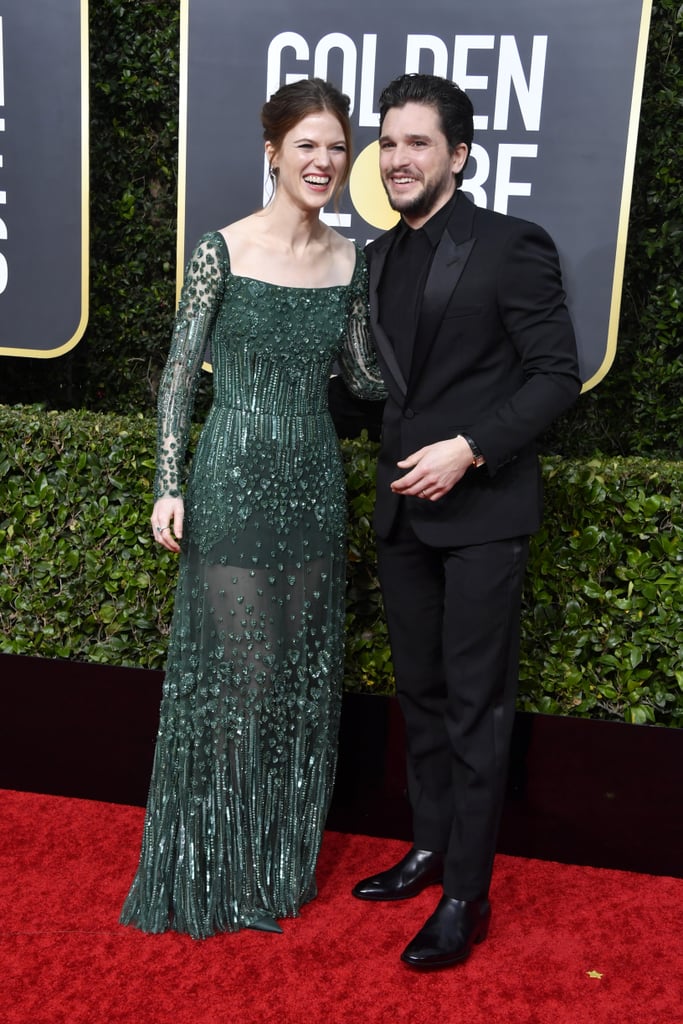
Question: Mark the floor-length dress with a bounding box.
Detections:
[120,232,385,937]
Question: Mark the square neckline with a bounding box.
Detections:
[213,230,360,292]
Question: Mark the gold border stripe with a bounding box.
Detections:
[0,0,90,359]
[176,0,190,304]
[582,0,653,392]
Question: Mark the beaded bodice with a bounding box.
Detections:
[154,231,385,500]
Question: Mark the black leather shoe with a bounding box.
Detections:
[400,895,491,969]
[351,848,444,901]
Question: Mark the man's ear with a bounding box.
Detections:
[451,142,469,176]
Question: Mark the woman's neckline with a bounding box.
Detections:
[213,229,357,291]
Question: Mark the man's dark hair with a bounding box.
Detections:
[378,73,474,186]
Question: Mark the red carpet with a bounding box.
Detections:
[1,789,682,1024]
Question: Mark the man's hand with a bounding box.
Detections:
[390,436,475,501]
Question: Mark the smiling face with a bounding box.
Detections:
[379,102,469,227]
[266,111,349,212]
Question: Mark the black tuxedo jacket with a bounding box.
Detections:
[367,191,582,545]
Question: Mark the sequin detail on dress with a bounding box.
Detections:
[120,232,385,937]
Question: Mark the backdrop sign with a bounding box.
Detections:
[0,1,88,358]
[180,0,652,388]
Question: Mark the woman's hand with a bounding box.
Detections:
[151,496,184,553]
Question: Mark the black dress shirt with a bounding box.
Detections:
[378,190,459,380]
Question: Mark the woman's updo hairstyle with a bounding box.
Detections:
[261,78,353,194]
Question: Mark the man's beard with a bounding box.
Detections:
[383,170,455,220]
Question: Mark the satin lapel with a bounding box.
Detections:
[407,231,476,397]
[368,231,408,398]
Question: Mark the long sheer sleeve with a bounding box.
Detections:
[337,252,387,401]
[154,234,226,499]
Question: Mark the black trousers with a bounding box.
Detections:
[377,502,529,900]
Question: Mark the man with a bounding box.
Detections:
[351,74,581,969]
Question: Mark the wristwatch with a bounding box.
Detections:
[460,433,486,468]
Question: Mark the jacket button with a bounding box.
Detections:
[403,408,415,419]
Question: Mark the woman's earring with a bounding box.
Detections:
[265,165,278,203]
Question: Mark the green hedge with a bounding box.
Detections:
[1,406,681,726]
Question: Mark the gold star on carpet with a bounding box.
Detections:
[586,970,604,979]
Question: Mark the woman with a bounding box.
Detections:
[120,79,385,937]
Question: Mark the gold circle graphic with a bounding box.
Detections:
[349,140,400,232]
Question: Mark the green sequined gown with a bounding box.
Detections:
[120,232,385,938]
